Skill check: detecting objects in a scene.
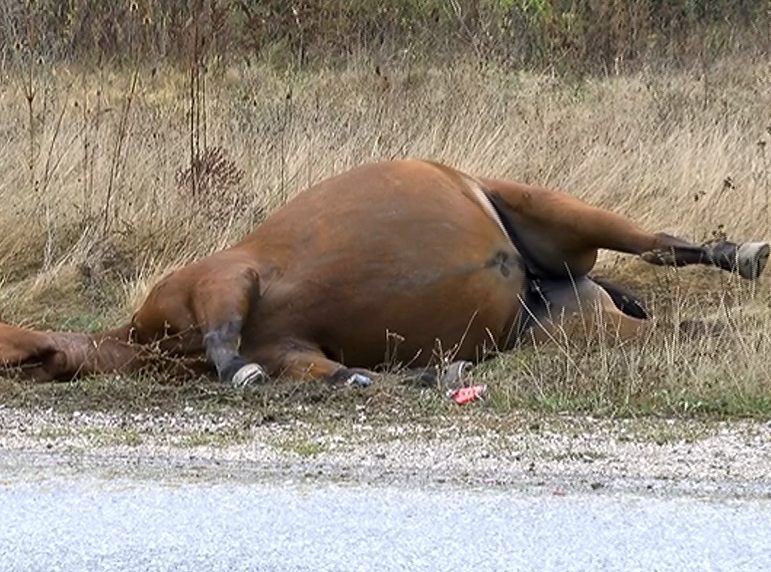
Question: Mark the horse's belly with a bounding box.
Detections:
[332,271,526,367]
[250,244,526,368]
[241,159,527,367]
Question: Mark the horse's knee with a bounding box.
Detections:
[202,319,268,386]
[131,275,196,343]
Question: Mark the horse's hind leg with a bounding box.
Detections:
[589,277,648,319]
[640,233,769,280]
[484,181,769,279]
[527,277,651,344]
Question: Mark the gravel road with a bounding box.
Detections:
[1,405,770,497]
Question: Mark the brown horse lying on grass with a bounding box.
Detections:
[0,160,767,387]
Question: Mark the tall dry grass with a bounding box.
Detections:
[1,54,771,415]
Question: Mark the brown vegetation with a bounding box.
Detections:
[1,0,769,71]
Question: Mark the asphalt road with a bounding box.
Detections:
[2,460,770,572]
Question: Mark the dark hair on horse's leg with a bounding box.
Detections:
[589,277,649,320]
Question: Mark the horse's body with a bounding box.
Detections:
[1,160,767,385]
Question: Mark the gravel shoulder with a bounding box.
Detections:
[1,405,770,498]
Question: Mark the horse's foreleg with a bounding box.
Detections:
[131,254,273,386]
[131,249,311,386]
[188,264,268,386]
[71,326,149,375]
[201,317,268,386]
[251,340,373,386]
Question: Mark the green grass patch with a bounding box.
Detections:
[177,430,251,448]
[276,438,328,458]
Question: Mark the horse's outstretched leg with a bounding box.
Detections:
[251,339,373,386]
[639,233,769,280]
[0,257,265,384]
[483,179,769,280]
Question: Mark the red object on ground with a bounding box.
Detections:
[450,385,486,404]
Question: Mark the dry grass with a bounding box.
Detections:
[1,54,771,417]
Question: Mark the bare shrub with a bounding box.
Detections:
[174,146,247,225]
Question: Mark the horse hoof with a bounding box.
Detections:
[232,363,268,387]
[441,360,473,389]
[327,367,374,387]
[737,242,770,279]
[346,373,372,387]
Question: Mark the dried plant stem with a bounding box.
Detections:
[103,68,138,236]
